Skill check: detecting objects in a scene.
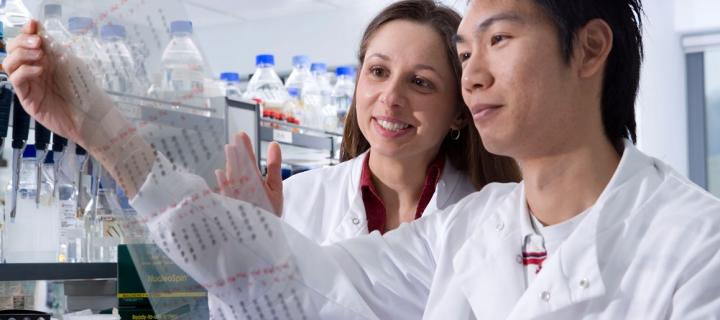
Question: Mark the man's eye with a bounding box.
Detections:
[491,34,510,46]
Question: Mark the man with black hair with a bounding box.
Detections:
[5,0,720,318]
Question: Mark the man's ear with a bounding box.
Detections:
[575,19,613,79]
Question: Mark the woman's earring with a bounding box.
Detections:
[450,129,461,141]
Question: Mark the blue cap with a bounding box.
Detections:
[22,144,36,158]
[220,72,240,82]
[44,4,62,18]
[68,17,95,35]
[336,66,355,77]
[256,54,275,67]
[287,87,300,98]
[292,55,310,67]
[100,24,126,41]
[170,20,193,35]
[310,63,327,73]
[44,151,54,164]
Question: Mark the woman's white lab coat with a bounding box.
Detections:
[131,141,720,319]
[281,152,477,244]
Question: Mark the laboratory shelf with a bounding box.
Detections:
[0,263,117,281]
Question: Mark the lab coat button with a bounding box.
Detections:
[352,217,360,225]
[516,254,523,264]
[495,221,505,232]
[579,278,590,289]
[540,291,551,302]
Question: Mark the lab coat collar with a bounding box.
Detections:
[455,140,661,318]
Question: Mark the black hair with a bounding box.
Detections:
[531,0,644,153]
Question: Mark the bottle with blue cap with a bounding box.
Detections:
[285,55,315,97]
[67,16,112,88]
[327,66,356,131]
[161,20,207,112]
[42,3,71,45]
[311,63,334,105]
[100,23,138,94]
[243,54,289,115]
[220,72,242,97]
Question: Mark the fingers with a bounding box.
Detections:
[225,143,243,189]
[3,47,44,75]
[7,33,42,53]
[23,20,39,35]
[265,142,283,190]
[214,169,229,196]
[8,65,43,100]
[235,132,263,177]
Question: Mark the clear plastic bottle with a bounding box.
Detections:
[311,62,334,107]
[1,0,31,38]
[160,20,206,109]
[243,54,288,115]
[42,4,71,45]
[220,72,242,97]
[56,151,84,263]
[84,174,124,262]
[3,145,60,262]
[327,66,356,132]
[285,55,313,97]
[285,87,304,126]
[67,16,112,88]
[100,24,137,94]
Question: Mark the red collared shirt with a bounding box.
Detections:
[360,153,446,234]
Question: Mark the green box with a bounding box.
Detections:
[117,245,208,319]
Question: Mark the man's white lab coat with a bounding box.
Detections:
[131,142,720,319]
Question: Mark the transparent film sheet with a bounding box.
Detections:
[33,0,350,318]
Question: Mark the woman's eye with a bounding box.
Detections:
[458,52,471,63]
[491,34,510,46]
[412,77,432,89]
[369,66,387,77]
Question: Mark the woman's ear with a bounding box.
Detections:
[450,107,468,130]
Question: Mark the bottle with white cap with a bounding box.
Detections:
[243,54,288,115]
[160,20,206,111]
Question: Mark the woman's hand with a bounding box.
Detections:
[5,20,151,197]
[4,20,85,145]
[216,132,284,216]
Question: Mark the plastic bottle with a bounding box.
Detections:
[42,4,71,45]
[0,0,31,38]
[243,54,288,115]
[67,16,112,88]
[84,173,124,262]
[311,62,333,107]
[285,55,313,97]
[56,153,84,263]
[220,72,242,97]
[160,20,206,109]
[3,145,60,262]
[285,87,303,126]
[327,66,356,132]
[100,24,137,94]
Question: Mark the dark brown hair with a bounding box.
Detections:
[340,0,521,189]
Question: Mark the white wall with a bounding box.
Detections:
[674,0,720,33]
[193,4,391,77]
[636,0,689,176]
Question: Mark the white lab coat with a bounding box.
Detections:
[282,152,477,244]
[131,141,720,319]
